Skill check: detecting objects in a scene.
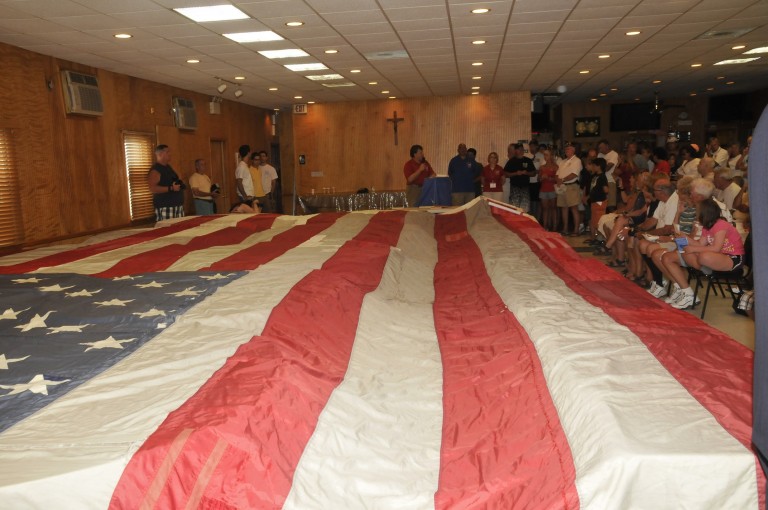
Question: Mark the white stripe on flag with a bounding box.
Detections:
[31,215,249,274]
[284,212,443,509]
[468,205,759,509]
[0,212,374,510]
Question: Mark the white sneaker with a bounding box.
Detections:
[665,285,682,304]
[646,281,658,295]
[649,281,668,299]
[671,290,695,309]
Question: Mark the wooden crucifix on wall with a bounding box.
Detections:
[386,111,405,145]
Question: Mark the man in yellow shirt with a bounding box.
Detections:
[189,159,219,215]
[248,152,266,211]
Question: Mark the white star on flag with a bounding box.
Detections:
[0,354,30,370]
[134,281,169,289]
[132,308,166,318]
[47,324,92,334]
[11,277,45,284]
[66,289,102,297]
[0,374,69,396]
[199,273,233,281]
[112,276,136,281]
[94,298,134,307]
[38,284,76,292]
[0,307,30,320]
[166,287,202,297]
[14,311,55,332]
[79,336,136,352]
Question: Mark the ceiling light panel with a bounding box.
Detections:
[714,57,760,65]
[305,74,344,80]
[744,46,768,54]
[174,6,249,23]
[285,63,329,71]
[224,31,283,43]
[258,49,310,59]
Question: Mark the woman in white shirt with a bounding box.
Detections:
[676,144,701,178]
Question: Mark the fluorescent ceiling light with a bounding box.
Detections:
[744,46,768,54]
[224,31,283,43]
[285,63,328,71]
[174,5,249,22]
[285,21,304,27]
[322,82,356,88]
[114,33,132,39]
[305,74,344,81]
[268,87,278,91]
[186,59,200,63]
[350,69,361,73]
[471,8,490,14]
[626,30,641,36]
[258,49,309,59]
[714,57,760,65]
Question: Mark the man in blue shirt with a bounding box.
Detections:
[448,143,477,206]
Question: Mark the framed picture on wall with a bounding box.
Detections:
[574,117,600,137]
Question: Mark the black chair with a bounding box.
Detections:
[690,233,752,319]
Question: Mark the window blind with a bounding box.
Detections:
[0,129,23,247]
[123,132,155,220]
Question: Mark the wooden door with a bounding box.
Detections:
[209,139,227,213]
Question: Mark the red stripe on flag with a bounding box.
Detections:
[204,213,347,271]
[492,207,766,507]
[94,215,278,277]
[109,211,407,510]
[432,212,579,509]
[0,216,219,274]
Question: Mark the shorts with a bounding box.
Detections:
[556,183,581,208]
[729,254,744,271]
[539,191,556,200]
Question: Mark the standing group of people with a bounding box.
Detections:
[148,144,279,222]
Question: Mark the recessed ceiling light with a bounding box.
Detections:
[472,40,486,45]
[471,92,479,95]
[322,82,356,88]
[732,45,746,50]
[325,49,338,54]
[388,96,396,99]
[706,87,714,91]
[174,5,248,22]
[743,46,768,54]
[652,80,662,84]
[268,87,278,91]
[274,108,280,111]
[472,62,483,66]
[726,81,735,85]
[224,31,283,43]
[381,90,390,94]
[634,98,640,101]
[471,8,490,14]
[717,76,725,79]
[258,49,309,59]
[114,33,132,39]
[690,92,697,96]
[690,63,702,67]
[350,69,361,73]
[599,93,607,97]
[305,74,344,81]
[284,63,328,72]
[590,98,598,102]
[598,54,610,59]
[610,87,618,91]
[368,81,378,85]
[471,86,480,90]
[579,70,590,74]
[234,76,245,80]
[308,101,316,104]
[626,30,641,36]
[285,21,304,27]
[294,95,303,99]
[472,76,482,80]
[714,57,760,65]
[186,59,199,64]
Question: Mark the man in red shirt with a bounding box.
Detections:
[404,144,435,207]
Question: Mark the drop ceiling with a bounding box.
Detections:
[0,0,766,109]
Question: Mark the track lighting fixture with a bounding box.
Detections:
[217,82,227,93]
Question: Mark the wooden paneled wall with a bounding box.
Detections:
[0,41,273,248]
[281,92,531,195]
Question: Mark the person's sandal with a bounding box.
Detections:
[607,259,626,268]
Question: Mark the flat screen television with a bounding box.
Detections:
[609,103,661,131]
[708,94,750,122]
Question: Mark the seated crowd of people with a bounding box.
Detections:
[469,135,752,313]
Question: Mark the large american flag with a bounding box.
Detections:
[0,202,762,509]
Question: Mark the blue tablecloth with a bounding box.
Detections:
[416,177,452,206]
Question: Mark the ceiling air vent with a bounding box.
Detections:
[61,70,104,116]
[696,27,755,40]
[172,96,197,130]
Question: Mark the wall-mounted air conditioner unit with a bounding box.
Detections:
[173,97,197,130]
[61,70,104,116]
